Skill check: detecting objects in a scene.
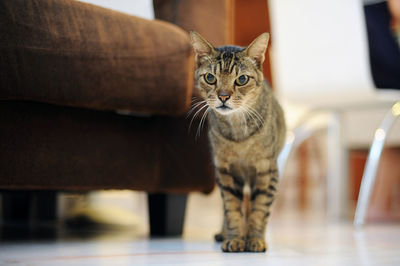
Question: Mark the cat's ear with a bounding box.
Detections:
[244,32,270,67]
[190,31,216,64]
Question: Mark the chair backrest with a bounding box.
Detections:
[269,0,377,109]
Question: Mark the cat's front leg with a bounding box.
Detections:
[216,166,246,252]
[214,214,227,242]
[246,160,279,252]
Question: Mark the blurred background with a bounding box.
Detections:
[0,0,399,240]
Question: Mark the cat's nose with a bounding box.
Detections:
[218,92,231,103]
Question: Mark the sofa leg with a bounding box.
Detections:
[1,191,58,225]
[147,193,187,237]
[2,191,31,225]
[34,191,58,222]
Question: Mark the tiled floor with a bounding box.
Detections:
[1,191,400,265]
[1,222,400,265]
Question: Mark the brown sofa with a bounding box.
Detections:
[0,0,230,236]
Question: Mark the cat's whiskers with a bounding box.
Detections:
[245,108,261,130]
[189,99,205,111]
[243,103,264,128]
[241,103,264,130]
[196,106,211,139]
[188,103,209,132]
[238,107,249,136]
[187,100,207,118]
[230,100,255,134]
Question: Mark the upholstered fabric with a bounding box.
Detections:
[0,0,193,116]
[0,101,215,193]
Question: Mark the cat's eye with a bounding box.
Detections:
[235,75,249,86]
[204,73,217,85]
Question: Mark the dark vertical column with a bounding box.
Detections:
[1,191,58,225]
[148,193,187,237]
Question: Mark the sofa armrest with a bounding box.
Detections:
[0,0,193,116]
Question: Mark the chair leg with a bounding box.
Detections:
[147,193,187,237]
[326,111,348,220]
[277,110,320,177]
[354,102,400,227]
[278,110,349,219]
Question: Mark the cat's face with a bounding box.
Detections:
[190,32,269,115]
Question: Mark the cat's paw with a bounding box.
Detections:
[221,238,246,252]
[214,232,225,242]
[246,238,268,252]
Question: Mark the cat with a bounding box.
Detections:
[190,31,286,252]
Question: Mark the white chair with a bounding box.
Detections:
[353,102,400,226]
[270,0,400,221]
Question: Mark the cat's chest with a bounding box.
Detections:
[209,127,273,165]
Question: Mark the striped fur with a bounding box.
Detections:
[190,32,286,253]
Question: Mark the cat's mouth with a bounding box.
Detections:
[215,104,235,114]
[216,105,231,110]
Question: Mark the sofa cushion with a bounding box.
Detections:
[0,0,193,116]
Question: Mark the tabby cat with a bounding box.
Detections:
[190,32,286,252]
